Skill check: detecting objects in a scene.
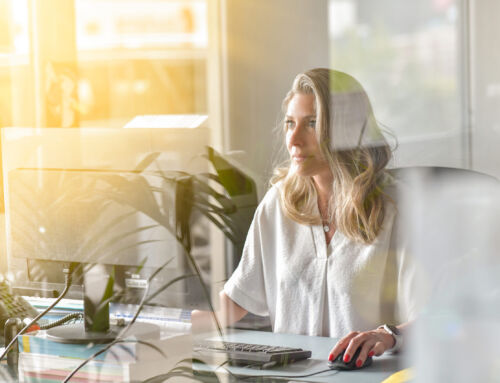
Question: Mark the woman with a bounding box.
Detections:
[193,68,418,368]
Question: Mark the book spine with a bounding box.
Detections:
[19,353,126,382]
[19,335,136,363]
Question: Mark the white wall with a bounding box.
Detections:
[471,0,500,178]
[221,0,330,192]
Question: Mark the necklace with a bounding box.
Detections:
[319,207,332,233]
[318,198,332,233]
[322,220,331,233]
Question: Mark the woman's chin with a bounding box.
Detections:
[291,165,312,178]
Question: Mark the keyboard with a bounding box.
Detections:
[194,340,312,366]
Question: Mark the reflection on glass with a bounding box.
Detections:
[2,127,225,380]
[329,0,462,166]
[400,168,500,382]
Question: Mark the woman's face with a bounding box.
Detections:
[285,93,330,178]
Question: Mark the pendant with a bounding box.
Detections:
[323,225,330,233]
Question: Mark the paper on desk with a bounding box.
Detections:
[110,303,192,335]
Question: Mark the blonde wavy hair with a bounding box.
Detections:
[271,68,392,244]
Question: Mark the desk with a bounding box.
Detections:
[1,329,407,382]
[195,330,408,382]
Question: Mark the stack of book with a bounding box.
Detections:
[17,329,192,382]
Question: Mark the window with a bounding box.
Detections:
[329,0,464,167]
[74,0,208,127]
[0,0,208,129]
[0,0,210,208]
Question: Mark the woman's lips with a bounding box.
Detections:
[293,155,308,163]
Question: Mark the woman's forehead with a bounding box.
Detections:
[287,93,317,115]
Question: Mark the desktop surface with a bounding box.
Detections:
[0,297,193,382]
[194,330,407,382]
[1,328,407,382]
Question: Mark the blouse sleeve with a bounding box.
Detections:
[223,203,270,316]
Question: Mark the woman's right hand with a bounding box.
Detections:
[328,329,395,368]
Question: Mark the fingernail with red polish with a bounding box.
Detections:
[343,354,350,363]
[368,351,375,357]
[328,353,334,361]
[356,359,363,368]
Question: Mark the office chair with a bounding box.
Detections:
[388,165,499,185]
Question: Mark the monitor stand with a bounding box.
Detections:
[46,322,159,344]
[46,264,159,344]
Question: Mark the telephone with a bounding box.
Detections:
[0,278,39,336]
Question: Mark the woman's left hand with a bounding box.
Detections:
[328,328,395,367]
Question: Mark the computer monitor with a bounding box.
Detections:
[2,127,211,342]
[6,167,199,340]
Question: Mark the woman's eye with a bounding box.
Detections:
[285,120,295,130]
[308,120,316,128]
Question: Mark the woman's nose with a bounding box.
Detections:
[289,124,305,145]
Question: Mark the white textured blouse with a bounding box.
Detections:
[224,184,419,337]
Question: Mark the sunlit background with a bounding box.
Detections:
[0,0,208,129]
[3,0,498,185]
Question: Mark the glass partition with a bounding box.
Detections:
[0,0,499,380]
